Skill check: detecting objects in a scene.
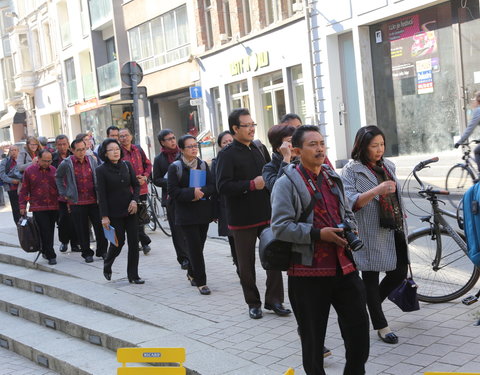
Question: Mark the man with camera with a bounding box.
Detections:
[270,125,369,374]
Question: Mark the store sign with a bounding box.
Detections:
[230,51,269,76]
[75,98,101,114]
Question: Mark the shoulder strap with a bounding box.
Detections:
[284,171,318,223]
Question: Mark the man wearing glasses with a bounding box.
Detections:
[19,150,59,265]
[216,108,290,319]
[55,139,107,263]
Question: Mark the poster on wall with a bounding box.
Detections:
[416,59,434,94]
[388,15,439,86]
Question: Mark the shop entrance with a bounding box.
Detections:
[258,70,286,143]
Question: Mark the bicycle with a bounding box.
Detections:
[146,179,172,237]
[445,140,480,209]
[407,157,480,303]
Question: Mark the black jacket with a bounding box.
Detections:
[216,139,271,228]
[95,160,140,218]
[52,150,73,169]
[167,158,214,225]
[262,152,289,193]
[153,151,181,205]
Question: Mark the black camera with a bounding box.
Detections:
[337,221,364,252]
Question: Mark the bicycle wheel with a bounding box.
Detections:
[155,200,172,237]
[408,228,480,303]
[146,196,157,231]
[445,164,475,209]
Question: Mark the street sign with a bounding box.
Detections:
[189,86,202,99]
[120,86,147,101]
[190,98,202,106]
[121,61,143,86]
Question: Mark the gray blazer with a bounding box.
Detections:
[271,163,357,266]
[340,159,408,272]
[55,155,98,204]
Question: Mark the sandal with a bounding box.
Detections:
[187,274,196,286]
[198,285,211,295]
[378,330,398,344]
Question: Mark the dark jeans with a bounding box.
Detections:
[104,214,140,280]
[57,201,78,246]
[166,201,189,264]
[8,190,20,224]
[231,226,284,308]
[138,194,151,247]
[361,230,409,330]
[33,210,58,260]
[288,272,370,375]
[181,223,209,286]
[70,204,107,259]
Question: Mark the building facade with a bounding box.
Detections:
[311,0,480,165]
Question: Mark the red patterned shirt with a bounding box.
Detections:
[71,156,97,205]
[19,163,58,212]
[121,144,152,196]
[287,166,356,277]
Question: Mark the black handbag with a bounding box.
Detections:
[137,201,150,225]
[388,264,420,312]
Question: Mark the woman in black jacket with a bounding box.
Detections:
[167,135,214,295]
[96,138,143,284]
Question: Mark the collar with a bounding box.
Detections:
[73,155,87,164]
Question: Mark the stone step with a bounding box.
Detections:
[0,311,119,375]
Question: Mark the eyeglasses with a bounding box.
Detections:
[237,123,257,129]
[106,148,120,153]
[164,136,176,141]
[184,144,199,149]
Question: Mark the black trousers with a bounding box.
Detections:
[70,204,107,259]
[361,231,408,330]
[104,214,140,279]
[57,201,78,246]
[138,194,151,247]
[33,210,58,260]
[166,201,189,264]
[181,223,209,286]
[288,272,370,375]
[227,235,237,266]
[8,190,20,224]
[231,226,284,308]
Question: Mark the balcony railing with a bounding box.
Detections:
[89,0,113,29]
[60,23,71,48]
[97,61,120,96]
[66,79,78,103]
[82,72,96,99]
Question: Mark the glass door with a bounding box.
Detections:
[258,70,286,142]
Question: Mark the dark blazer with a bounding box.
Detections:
[153,151,180,206]
[95,160,140,218]
[216,139,271,228]
[167,158,214,226]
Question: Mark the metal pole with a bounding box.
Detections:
[130,62,140,142]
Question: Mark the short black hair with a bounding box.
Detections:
[38,149,52,158]
[292,125,321,148]
[228,108,250,134]
[267,125,296,152]
[119,127,132,135]
[71,139,86,150]
[217,130,233,147]
[280,113,302,125]
[178,134,196,149]
[157,129,174,144]
[351,125,385,165]
[106,125,120,137]
[98,138,124,162]
[76,133,88,141]
[55,134,69,143]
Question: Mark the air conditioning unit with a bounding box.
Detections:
[292,2,304,12]
[219,33,230,42]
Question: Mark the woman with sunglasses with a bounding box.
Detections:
[96,138,143,284]
[341,125,409,345]
[167,134,214,295]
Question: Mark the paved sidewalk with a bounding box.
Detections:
[0,347,58,375]
[1,196,480,374]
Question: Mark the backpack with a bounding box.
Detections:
[171,159,207,181]
[462,182,480,266]
[17,216,42,253]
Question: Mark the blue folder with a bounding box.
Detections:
[189,169,206,188]
[103,225,118,247]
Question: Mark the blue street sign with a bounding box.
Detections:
[189,86,202,99]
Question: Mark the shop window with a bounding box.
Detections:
[228,80,250,110]
[290,65,306,120]
[127,5,190,72]
[258,70,286,139]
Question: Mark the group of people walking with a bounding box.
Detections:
[1,108,411,374]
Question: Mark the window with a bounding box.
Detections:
[1,57,16,99]
[127,5,190,72]
[65,57,76,81]
[65,57,77,102]
[221,0,232,39]
[42,22,54,63]
[31,29,42,69]
[227,80,250,110]
[19,34,32,71]
[290,65,306,119]
[240,0,251,36]
[211,87,223,136]
[264,0,281,26]
[203,0,213,49]
[105,37,116,63]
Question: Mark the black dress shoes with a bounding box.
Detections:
[71,245,81,252]
[59,243,68,253]
[264,303,292,316]
[84,256,94,263]
[48,258,57,265]
[249,307,263,319]
[128,278,145,284]
[103,272,112,281]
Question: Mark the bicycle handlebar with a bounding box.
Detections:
[412,157,439,190]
